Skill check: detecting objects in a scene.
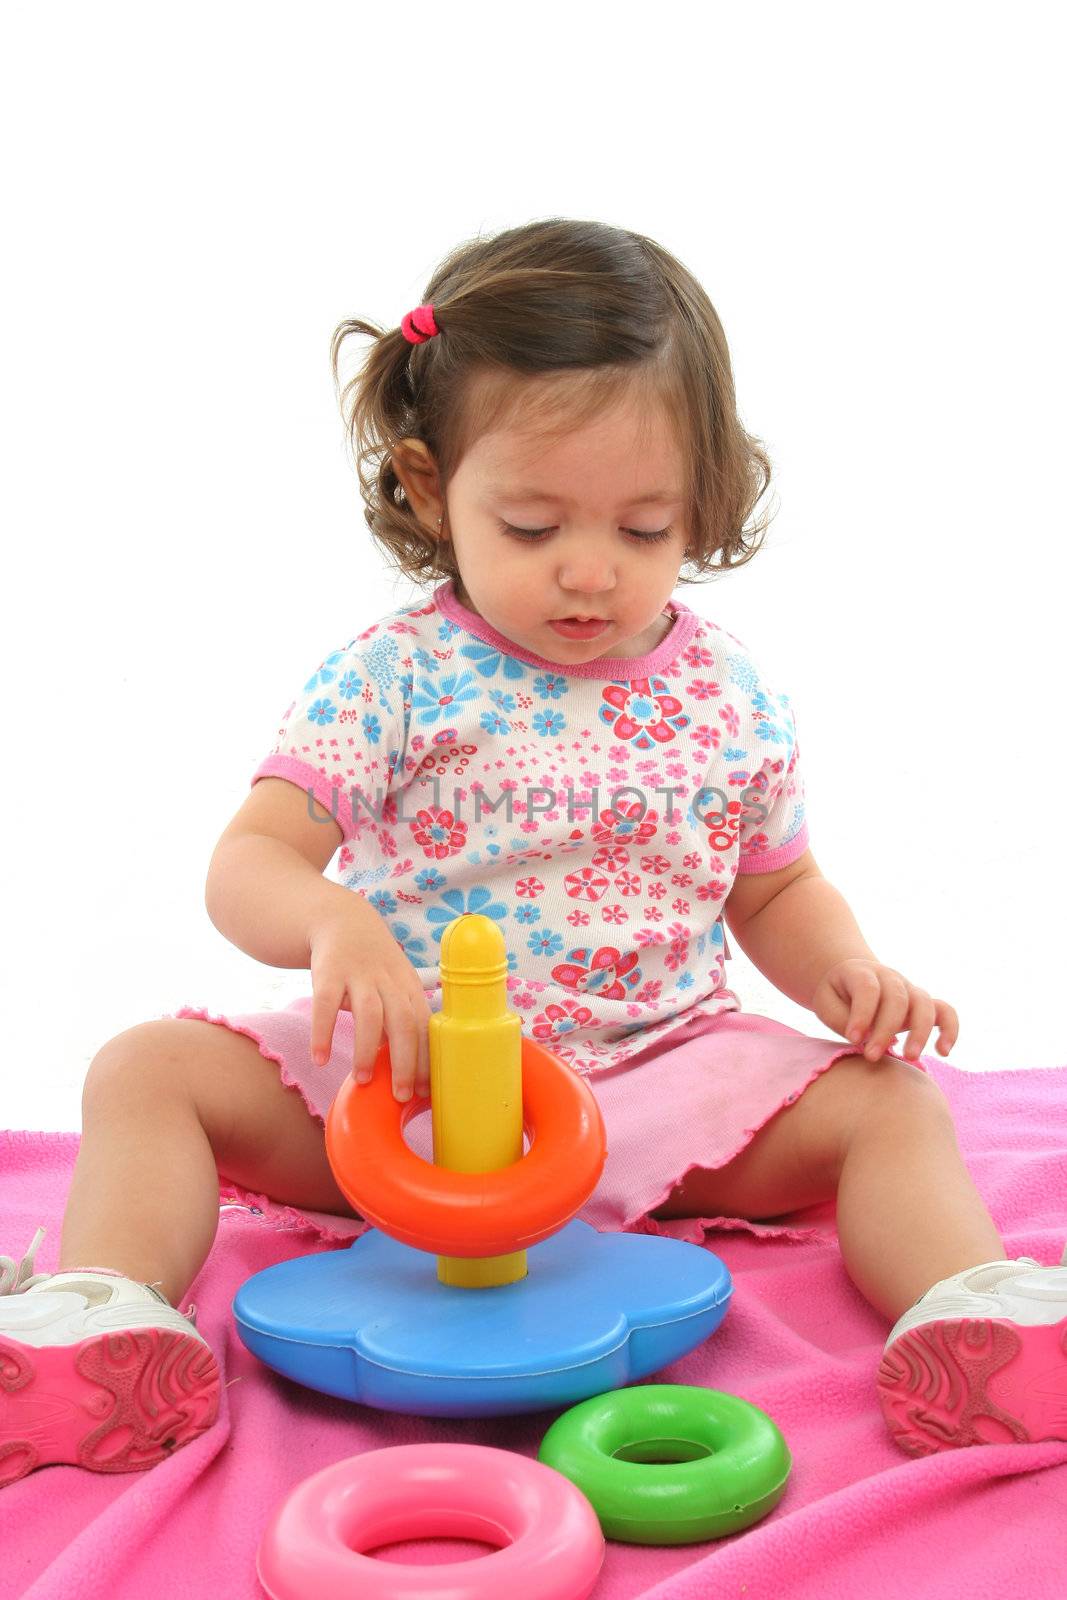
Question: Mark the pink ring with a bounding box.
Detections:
[257,1442,605,1600]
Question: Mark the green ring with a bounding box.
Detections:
[538,1384,791,1545]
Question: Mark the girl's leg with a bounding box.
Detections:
[649,1052,1006,1326]
[835,1087,1006,1323]
[648,1048,905,1225]
[59,1063,221,1309]
[59,1018,360,1308]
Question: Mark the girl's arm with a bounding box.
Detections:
[204,776,431,1097]
[726,862,957,1062]
[726,865,877,1012]
[204,776,349,967]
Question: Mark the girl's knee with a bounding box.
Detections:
[84,1020,195,1102]
[834,1051,954,1141]
[779,1052,952,1189]
[82,1019,247,1151]
[102,1018,360,1219]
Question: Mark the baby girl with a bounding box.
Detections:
[3,217,1065,1484]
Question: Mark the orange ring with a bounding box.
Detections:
[325,1037,607,1257]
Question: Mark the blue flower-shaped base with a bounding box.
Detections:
[233,1219,732,1418]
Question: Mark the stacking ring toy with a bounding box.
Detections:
[325,1035,606,1257]
[256,1442,605,1600]
[538,1384,791,1544]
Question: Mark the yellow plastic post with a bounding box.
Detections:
[430,914,527,1288]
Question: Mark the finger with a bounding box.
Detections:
[310,980,344,1067]
[844,968,883,1046]
[351,988,384,1082]
[382,995,420,1101]
[858,978,910,1060]
[412,994,431,1097]
[933,999,959,1055]
[901,993,937,1062]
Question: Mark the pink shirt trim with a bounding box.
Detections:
[734,823,810,874]
[252,753,355,839]
[433,580,701,679]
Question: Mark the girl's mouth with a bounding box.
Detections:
[548,617,609,640]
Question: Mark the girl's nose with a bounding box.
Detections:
[557,552,617,595]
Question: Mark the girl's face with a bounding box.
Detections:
[439,391,690,664]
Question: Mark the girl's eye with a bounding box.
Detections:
[498,521,674,544]
[626,524,673,544]
[500,522,553,541]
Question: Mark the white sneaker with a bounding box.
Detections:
[0,1227,220,1486]
[878,1245,1067,1456]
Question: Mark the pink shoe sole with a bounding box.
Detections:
[878,1316,1067,1456]
[0,1327,220,1484]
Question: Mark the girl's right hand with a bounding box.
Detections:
[307,905,431,1101]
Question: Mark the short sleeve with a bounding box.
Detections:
[731,647,810,873]
[251,626,410,847]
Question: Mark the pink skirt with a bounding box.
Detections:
[163,997,926,1246]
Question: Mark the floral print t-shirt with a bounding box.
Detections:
[251,581,809,1076]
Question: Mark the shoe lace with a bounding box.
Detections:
[0,1227,200,1329]
[0,1226,52,1295]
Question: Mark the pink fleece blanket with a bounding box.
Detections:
[4,1057,1067,1599]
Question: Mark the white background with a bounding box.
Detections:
[2,2,1064,1132]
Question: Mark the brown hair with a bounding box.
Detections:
[330,217,776,586]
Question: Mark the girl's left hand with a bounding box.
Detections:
[810,958,959,1063]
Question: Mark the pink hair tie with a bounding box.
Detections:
[400,303,440,344]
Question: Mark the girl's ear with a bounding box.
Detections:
[392,438,445,533]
